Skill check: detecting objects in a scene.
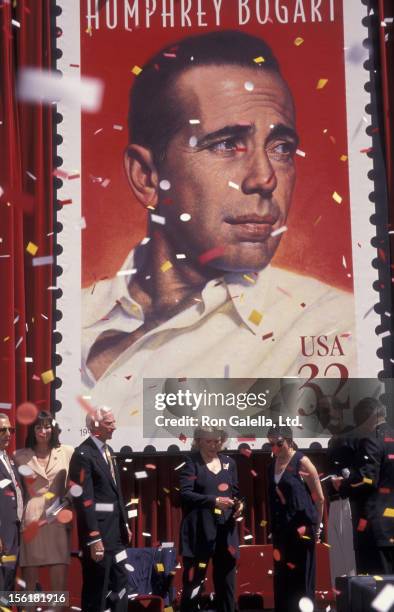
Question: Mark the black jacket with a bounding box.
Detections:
[179,452,240,559]
[69,437,129,551]
[0,453,24,551]
[348,422,394,547]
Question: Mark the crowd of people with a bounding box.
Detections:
[0,396,392,612]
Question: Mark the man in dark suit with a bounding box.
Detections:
[0,413,24,591]
[333,397,394,574]
[69,408,131,611]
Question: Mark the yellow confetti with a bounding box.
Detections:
[130,409,139,417]
[1,555,17,563]
[374,575,383,581]
[363,477,373,485]
[243,274,255,284]
[317,78,328,90]
[383,507,394,517]
[41,369,55,384]
[340,155,348,162]
[198,562,207,568]
[301,535,311,540]
[322,542,331,548]
[253,56,265,64]
[44,492,55,500]
[248,309,263,326]
[294,37,304,46]
[163,488,170,494]
[156,563,165,572]
[130,498,139,504]
[3,337,10,342]
[260,520,267,527]
[161,260,173,273]
[332,191,343,204]
[85,26,92,36]
[132,65,143,76]
[214,508,222,515]
[26,241,38,256]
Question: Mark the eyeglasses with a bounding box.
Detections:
[0,427,15,434]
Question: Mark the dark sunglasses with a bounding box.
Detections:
[0,427,15,434]
[269,439,284,448]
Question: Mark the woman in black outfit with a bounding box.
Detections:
[267,426,324,612]
[179,426,243,612]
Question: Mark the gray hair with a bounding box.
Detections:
[0,413,11,421]
[85,407,113,431]
[191,425,228,450]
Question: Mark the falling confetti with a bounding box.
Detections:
[198,246,225,265]
[294,37,304,46]
[299,597,314,612]
[40,370,55,384]
[16,402,38,425]
[253,56,265,63]
[271,226,288,237]
[316,78,328,90]
[160,260,173,273]
[248,310,263,326]
[244,81,254,91]
[371,584,394,612]
[332,192,343,204]
[159,180,171,191]
[228,181,240,190]
[26,242,38,256]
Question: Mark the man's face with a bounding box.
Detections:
[158,65,297,273]
[94,412,116,442]
[0,416,14,451]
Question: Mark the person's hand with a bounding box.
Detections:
[216,497,235,511]
[90,539,105,562]
[331,477,343,492]
[233,500,244,520]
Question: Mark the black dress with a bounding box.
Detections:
[268,450,318,612]
[179,452,240,612]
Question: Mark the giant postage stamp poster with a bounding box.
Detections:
[56,0,386,450]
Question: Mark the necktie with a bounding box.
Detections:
[103,445,116,483]
[4,453,24,521]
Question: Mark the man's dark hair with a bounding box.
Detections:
[129,30,281,165]
[25,411,61,449]
[353,397,386,427]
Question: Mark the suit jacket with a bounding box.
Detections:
[179,452,240,559]
[69,437,129,552]
[348,422,394,547]
[0,452,24,552]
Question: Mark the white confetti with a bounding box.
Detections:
[32,255,54,267]
[296,149,306,157]
[128,509,138,518]
[24,357,33,363]
[69,484,83,497]
[180,213,191,222]
[244,81,254,91]
[101,178,111,188]
[134,470,148,479]
[140,237,150,245]
[342,255,347,268]
[176,254,186,259]
[125,564,134,572]
[115,550,128,563]
[142,532,151,537]
[270,226,288,237]
[189,119,200,125]
[113,125,123,130]
[174,462,186,471]
[0,402,12,410]
[228,181,240,190]
[118,588,126,600]
[299,597,314,612]
[0,478,12,488]
[11,19,21,28]
[95,503,114,512]
[116,269,137,277]
[371,584,394,612]
[191,586,200,599]
[189,136,198,147]
[151,213,166,225]
[160,542,175,548]
[26,171,37,181]
[17,68,104,113]
[159,180,171,191]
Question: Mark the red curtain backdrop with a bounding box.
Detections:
[0,0,53,451]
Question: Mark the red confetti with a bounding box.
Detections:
[16,402,38,425]
[198,245,225,265]
[384,437,394,442]
[83,499,93,508]
[57,509,73,524]
[379,487,391,494]
[287,562,296,569]
[262,332,274,341]
[357,518,368,532]
[250,470,258,477]
[179,433,187,443]
[273,548,281,561]
[297,525,306,537]
[58,198,73,205]
[145,464,157,470]
[22,521,40,543]
[218,483,229,492]
[300,302,306,308]
[228,545,237,557]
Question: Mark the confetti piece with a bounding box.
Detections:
[56,509,73,524]
[115,550,128,563]
[371,584,394,612]
[271,225,288,237]
[332,192,343,204]
[0,403,11,410]
[294,37,304,46]
[250,469,258,477]
[198,245,225,265]
[32,255,54,267]
[189,119,200,125]
[357,518,368,531]
[228,181,240,190]
[214,508,222,515]
[260,520,267,527]
[383,508,394,517]
[1,555,17,563]
[116,269,137,277]
[262,332,274,341]
[161,260,173,273]
[17,68,104,113]
[16,402,38,425]
[174,461,186,471]
[134,471,148,479]
[316,78,328,90]
[156,563,165,572]
[128,509,138,518]
[363,477,373,485]
[296,149,306,158]
[26,241,38,256]
[43,491,55,500]
[253,56,265,63]
[0,479,12,489]
[159,179,171,191]
[190,586,200,599]
[273,549,281,561]
[95,503,114,512]
[248,309,263,326]
[69,484,83,497]
[131,65,142,76]
[244,81,254,91]
[151,213,166,225]
[145,463,156,470]
[299,597,314,612]
[142,532,151,537]
[40,370,54,384]
[244,534,253,541]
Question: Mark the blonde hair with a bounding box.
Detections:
[191,426,228,450]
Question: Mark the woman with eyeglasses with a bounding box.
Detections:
[267,425,324,612]
[179,426,243,612]
[14,411,74,599]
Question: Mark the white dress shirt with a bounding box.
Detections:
[81,248,356,448]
